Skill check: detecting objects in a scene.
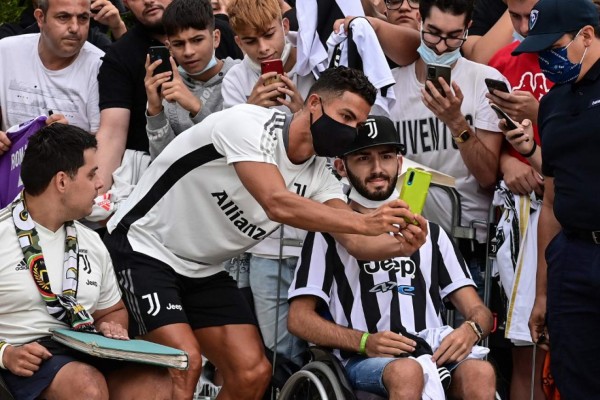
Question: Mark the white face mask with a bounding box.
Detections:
[348,186,400,209]
[183,50,217,77]
[416,26,465,66]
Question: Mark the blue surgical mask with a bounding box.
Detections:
[513,30,525,43]
[183,50,218,77]
[538,30,587,84]
[416,27,463,66]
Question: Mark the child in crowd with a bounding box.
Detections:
[223,0,314,112]
[144,0,239,159]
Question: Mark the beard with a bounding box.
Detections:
[345,165,399,201]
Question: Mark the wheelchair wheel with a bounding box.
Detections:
[300,361,347,399]
[278,360,349,400]
[278,370,329,400]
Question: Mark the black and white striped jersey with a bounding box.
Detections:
[289,222,474,337]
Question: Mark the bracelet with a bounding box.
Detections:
[519,140,537,158]
[0,341,10,369]
[464,321,483,342]
[359,332,370,355]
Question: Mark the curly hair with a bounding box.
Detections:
[306,66,377,107]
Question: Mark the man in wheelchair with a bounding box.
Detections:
[288,116,496,399]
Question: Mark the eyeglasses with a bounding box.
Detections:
[385,0,419,11]
[421,29,468,49]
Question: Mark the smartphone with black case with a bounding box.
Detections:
[399,168,432,224]
[426,64,451,97]
[149,46,173,81]
[490,103,519,131]
[485,78,510,94]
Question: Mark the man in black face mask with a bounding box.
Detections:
[102,66,429,399]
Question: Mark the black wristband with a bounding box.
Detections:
[347,16,372,29]
[519,141,537,158]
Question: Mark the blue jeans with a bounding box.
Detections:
[345,355,459,397]
[546,231,600,398]
[344,356,395,397]
[249,255,306,366]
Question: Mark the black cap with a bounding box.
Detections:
[343,115,404,155]
[512,0,598,55]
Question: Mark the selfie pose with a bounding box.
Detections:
[373,0,506,291]
[288,115,496,400]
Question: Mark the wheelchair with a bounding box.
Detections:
[278,346,384,400]
[276,185,504,400]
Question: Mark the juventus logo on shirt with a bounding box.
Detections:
[79,252,91,274]
[364,119,378,139]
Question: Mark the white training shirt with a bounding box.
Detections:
[0,208,121,345]
[107,105,346,278]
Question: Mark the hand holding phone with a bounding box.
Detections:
[490,103,518,131]
[149,46,173,81]
[261,59,285,100]
[426,64,451,98]
[399,168,432,224]
[485,78,510,95]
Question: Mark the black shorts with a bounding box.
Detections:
[0,338,127,400]
[104,230,257,337]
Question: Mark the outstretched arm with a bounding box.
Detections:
[234,161,428,259]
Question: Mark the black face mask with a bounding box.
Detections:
[310,98,358,157]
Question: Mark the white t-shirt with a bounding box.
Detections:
[107,105,345,278]
[0,208,121,344]
[221,55,315,113]
[374,58,506,242]
[0,34,103,132]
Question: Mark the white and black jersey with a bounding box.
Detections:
[107,105,345,278]
[289,222,474,360]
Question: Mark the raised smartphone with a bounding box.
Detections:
[399,168,432,223]
[426,63,451,97]
[484,78,510,94]
[261,59,285,99]
[261,59,284,85]
[149,46,173,81]
[490,103,519,131]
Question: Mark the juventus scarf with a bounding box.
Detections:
[11,192,96,332]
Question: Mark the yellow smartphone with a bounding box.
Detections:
[399,168,432,223]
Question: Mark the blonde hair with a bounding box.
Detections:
[228,0,282,35]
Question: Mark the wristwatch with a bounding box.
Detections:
[452,129,471,144]
[465,320,483,342]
